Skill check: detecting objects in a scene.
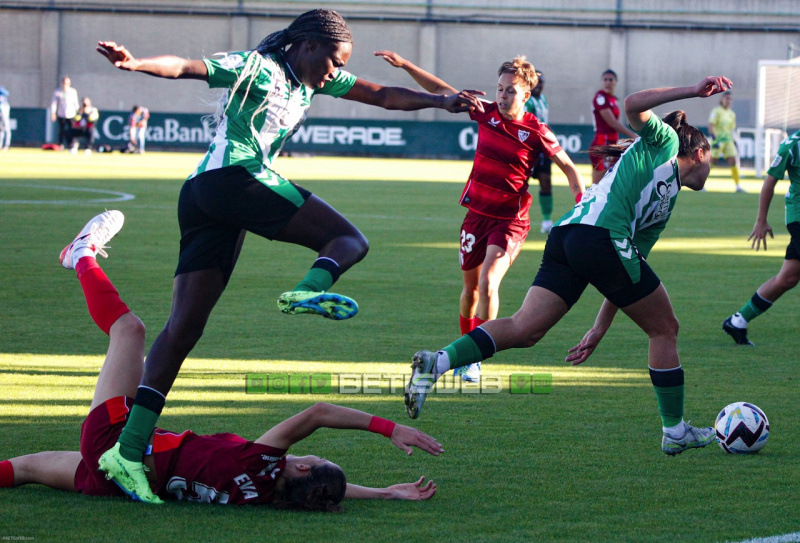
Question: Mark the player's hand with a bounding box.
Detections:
[565,327,605,365]
[390,424,444,456]
[97,41,138,71]
[748,220,774,251]
[374,50,406,68]
[387,477,437,500]
[443,90,486,114]
[694,76,733,98]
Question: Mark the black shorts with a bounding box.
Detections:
[176,165,311,282]
[532,224,661,309]
[531,153,552,178]
[785,221,800,261]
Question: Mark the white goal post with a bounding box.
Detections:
[755,59,800,176]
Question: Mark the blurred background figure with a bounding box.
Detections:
[128,105,149,154]
[51,76,80,150]
[70,97,99,154]
[708,91,744,192]
[589,69,637,184]
[0,86,10,151]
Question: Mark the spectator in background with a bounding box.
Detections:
[128,105,149,153]
[70,97,99,154]
[51,76,80,150]
[0,86,10,152]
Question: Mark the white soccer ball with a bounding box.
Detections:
[715,402,770,454]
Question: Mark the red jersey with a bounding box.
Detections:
[461,102,562,220]
[152,429,287,505]
[592,90,621,136]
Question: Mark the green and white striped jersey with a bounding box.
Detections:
[766,129,800,225]
[555,114,681,258]
[525,94,548,124]
[190,50,356,184]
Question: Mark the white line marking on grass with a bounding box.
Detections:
[727,532,800,543]
[0,184,135,204]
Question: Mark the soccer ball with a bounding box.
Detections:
[715,402,770,454]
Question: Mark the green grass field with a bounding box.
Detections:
[1,149,798,542]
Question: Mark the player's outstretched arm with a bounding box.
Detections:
[345,477,437,500]
[749,174,778,251]
[566,299,619,365]
[342,78,484,114]
[373,50,457,96]
[256,402,444,456]
[624,76,733,132]
[97,41,208,80]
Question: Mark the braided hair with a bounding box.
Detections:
[219,10,353,140]
[256,9,352,55]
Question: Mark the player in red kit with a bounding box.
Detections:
[590,69,638,184]
[0,211,441,511]
[374,51,584,383]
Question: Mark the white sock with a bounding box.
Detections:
[435,351,451,375]
[71,244,96,269]
[663,420,687,438]
[730,312,748,328]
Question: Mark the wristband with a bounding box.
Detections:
[368,416,396,438]
[575,192,584,204]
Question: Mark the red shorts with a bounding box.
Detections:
[459,210,529,271]
[73,396,133,497]
[589,133,619,171]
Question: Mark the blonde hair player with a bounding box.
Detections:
[374,50,584,383]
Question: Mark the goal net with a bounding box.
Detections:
[755,58,800,175]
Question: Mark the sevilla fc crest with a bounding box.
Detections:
[518,130,530,142]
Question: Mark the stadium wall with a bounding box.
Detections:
[1,2,799,145]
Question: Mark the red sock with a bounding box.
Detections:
[0,460,14,487]
[459,315,474,335]
[473,317,487,331]
[75,257,130,335]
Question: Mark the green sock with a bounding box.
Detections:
[442,335,484,370]
[649,367,684,428]
[738,292,773,323]
[118,404,161,462]
[653,385,684,427]
[293,268,334,293]
[539,193,553,221]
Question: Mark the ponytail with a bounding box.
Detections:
[662,110,709,158]
[589,110,709,164]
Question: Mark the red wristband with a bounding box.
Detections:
[368,416,396,438]
[575,192,584,204]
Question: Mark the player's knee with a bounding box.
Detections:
[113,312,145,344]
[778,271,800,290]
[352,232,369,261]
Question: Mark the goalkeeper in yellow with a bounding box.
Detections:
[708,91,744,192]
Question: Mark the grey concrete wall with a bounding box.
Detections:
[2,4,800,130]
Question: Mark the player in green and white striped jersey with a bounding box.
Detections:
[723,129,800,345]
[95,9,485,504]
[524,71,558,234]
[406,76,733,456]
